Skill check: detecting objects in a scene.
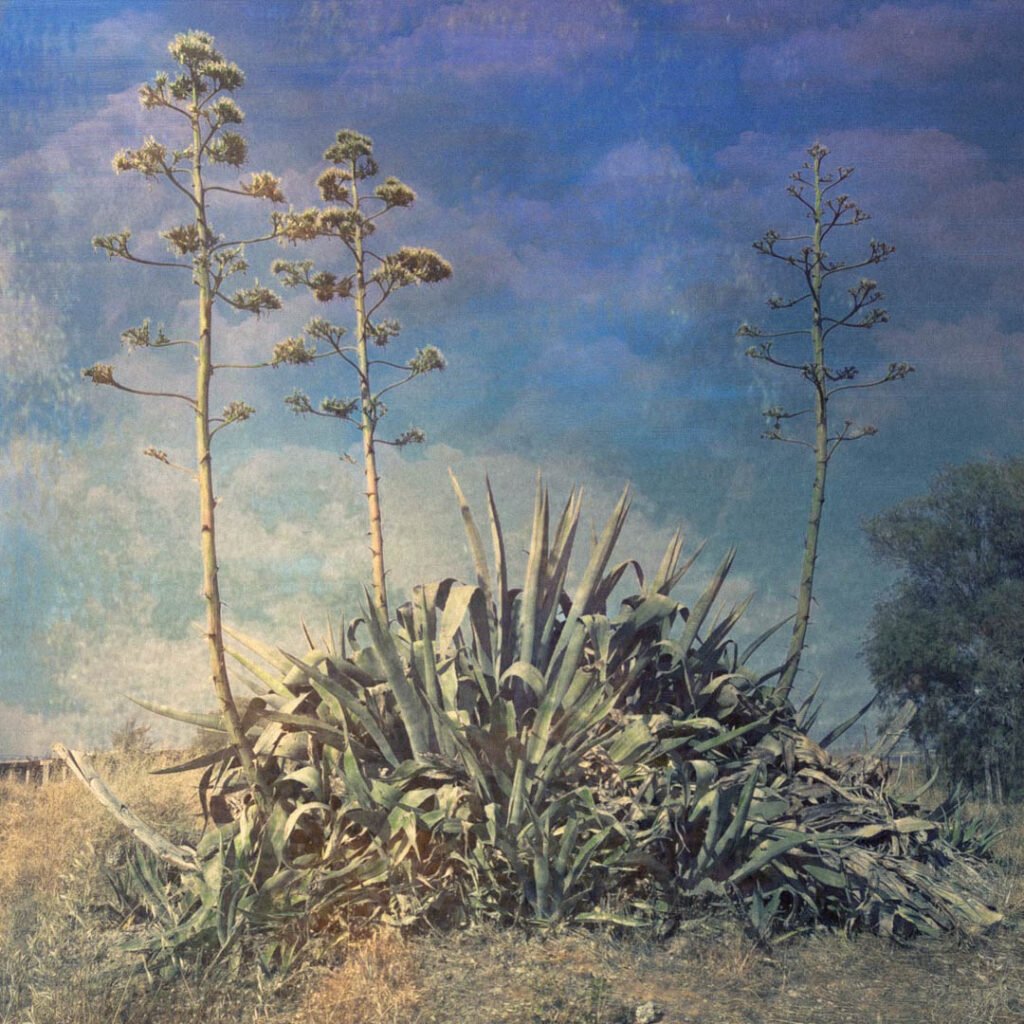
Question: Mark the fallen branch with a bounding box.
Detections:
[52,743,199,872]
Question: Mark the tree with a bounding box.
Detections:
[739,143,913,701]
[273,130,451,618]
[83,31,287,790]
[864,458,1024,801]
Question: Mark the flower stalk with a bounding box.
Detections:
[741,143,912,701]
[274,130,452,617]
[85,31,286,791]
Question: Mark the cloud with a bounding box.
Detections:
[86,10,168,61]
[741,2,1023,94]
[327,0,637,85]
[668,0,847,39]
[9,3,1021,760]
[1,86,148,203]
[8,429,799,752]
[358,125,1024,468]
[37,617,210,751]
[880,315,1024,389]
[0,703,94,757]
[0,275,78,438]
[0,78,298,318]
[587,140,697,192]
[390,139,712,318]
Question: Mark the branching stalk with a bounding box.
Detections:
[741,144,912,701]
[273,131,452,618]
[83,32,287,793]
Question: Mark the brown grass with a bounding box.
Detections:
[367,917,1024,1024]
[2,756,1023,1024]
[0,753,201,947]
[0,753,207,1023]
[292,928,423,1024]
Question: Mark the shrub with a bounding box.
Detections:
[76,478,1001,968]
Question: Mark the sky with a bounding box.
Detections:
[2,0,1023,753]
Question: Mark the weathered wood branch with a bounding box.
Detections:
[52,743,199,872]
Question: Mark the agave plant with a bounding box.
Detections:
[61,475,1002,967]
[127,477,736,924]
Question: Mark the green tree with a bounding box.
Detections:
[273,130,451,618]
[864,458,1024,801]
[739,143,913,701]
[84,31,286,789]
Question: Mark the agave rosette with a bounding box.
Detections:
[114,476,1001,959]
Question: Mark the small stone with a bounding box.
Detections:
[635,1001,663,1024]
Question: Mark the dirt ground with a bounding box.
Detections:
[368,917,1024,1024]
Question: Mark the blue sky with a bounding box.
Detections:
[2,0,1023,751]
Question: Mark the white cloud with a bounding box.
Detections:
[0,274,78,435]
[381,140,711,317]
[341,0,637,85]
[588,140,698,193]
[86,10,168,61]
[741,2,1022,95]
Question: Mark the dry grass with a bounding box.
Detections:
[2,754,1023,1024]
[370,916,1024,1024]
[292,928,424,1024]
[0,752,207,1023]
[0,752,201,947]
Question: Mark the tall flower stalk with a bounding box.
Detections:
[85,31,285,789]
[274,130,451,618]
[739,143,912,702]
